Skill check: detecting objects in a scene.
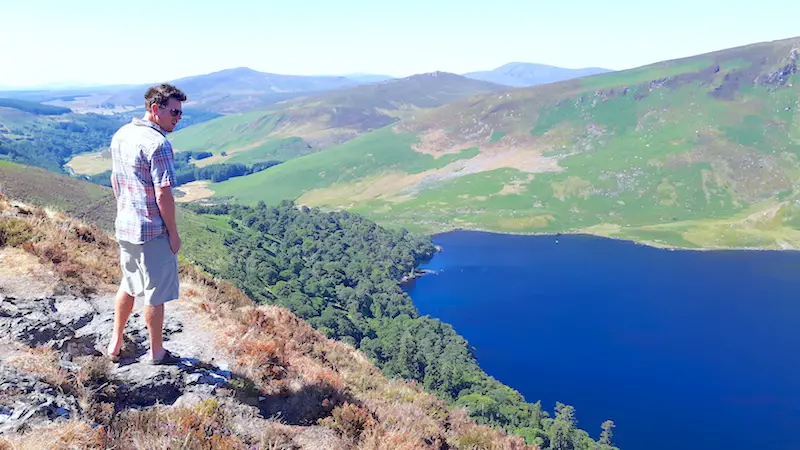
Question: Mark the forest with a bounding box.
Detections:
[184,200,618,449]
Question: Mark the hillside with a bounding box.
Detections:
[169,72,509,166]
[0,162,619,448]
[464,63,612,87]
[200,36,800,250]
[0,193,535,450]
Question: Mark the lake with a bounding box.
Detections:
[403,231,800,450]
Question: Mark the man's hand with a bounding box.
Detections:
[169,232,181,255]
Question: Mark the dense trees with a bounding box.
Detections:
[0,109,220,174]
[173,159,280,184]
[184,200,618,449]
[0,98,71,115]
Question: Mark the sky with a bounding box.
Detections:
[2,0,799,88]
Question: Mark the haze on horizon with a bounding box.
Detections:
[1,0,799,88]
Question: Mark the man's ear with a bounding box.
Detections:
[150,103,160,116]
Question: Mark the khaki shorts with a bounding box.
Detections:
[119,234,179,306]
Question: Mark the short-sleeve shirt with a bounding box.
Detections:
[110,118,177,244]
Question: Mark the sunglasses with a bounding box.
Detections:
[159,106,183,117]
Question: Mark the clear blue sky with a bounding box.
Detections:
[2,0,799,87]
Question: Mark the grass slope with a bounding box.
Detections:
[200,36,800,249]
[169,72,508,166]
[211,127,480,205]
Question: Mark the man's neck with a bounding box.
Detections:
[140,113,167,135]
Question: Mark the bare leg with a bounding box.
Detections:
[109,286,135,356]
[144,304,165,360]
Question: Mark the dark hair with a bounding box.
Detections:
[144,83,187,110]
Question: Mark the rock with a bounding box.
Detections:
[0,293,239,436]
[171,392,212,409]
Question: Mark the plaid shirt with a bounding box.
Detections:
[110,118,177,244]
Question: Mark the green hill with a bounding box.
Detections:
[169,72,509,166]
[201,36,800,250]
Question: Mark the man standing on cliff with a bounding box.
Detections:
[106,83,186,365]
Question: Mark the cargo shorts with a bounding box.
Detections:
[118,234,179,306]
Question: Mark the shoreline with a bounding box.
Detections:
[422,227,800,253]
[399,268,436,284]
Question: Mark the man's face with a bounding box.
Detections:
[152,98,183,133]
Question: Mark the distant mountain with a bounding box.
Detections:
[0,68,371,114]
[103,67,366,114]
[463,62,612,87]
[169,71,509,163]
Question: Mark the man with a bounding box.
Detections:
[107,83,186,365]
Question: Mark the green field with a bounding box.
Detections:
[66,150,111,175]
[169,109,284,159]
[211,127,480,204]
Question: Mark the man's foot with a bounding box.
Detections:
[148,348,181,366]
[105,339,122,362]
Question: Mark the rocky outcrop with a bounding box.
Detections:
[755,48,799,86]
[0,293,347,449]
[0,293,231,430]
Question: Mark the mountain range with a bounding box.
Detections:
[0,62,610,114]
[3,36,800,250]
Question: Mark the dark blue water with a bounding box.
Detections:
[403,231,800,450]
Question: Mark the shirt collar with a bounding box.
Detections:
[131,117,168,136]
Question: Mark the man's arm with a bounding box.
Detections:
[151,141,180,253]
[155,186,178,236]
[156,186,181,254]
[111,174,118,200]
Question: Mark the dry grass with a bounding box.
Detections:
[106,399,249,450]
[0,195,119,296]
[6,346,70,390]
[6,346,117,427]
[0,420,106,450]
[0,247,60,298]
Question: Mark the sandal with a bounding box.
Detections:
[103,348,121,363]
[148,349,181,366]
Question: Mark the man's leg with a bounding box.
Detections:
[144,304,165,360]
[108,286,135,356]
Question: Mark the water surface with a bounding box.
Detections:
[404,231,800,450]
